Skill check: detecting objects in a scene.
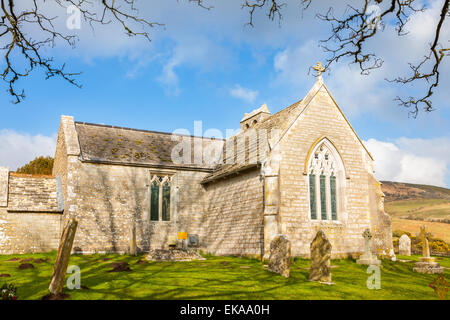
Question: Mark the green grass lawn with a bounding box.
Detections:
[0,252,448,300]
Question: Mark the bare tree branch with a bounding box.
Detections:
[388,0,449,117]
[0,0,167,103]
[241,0,449,117]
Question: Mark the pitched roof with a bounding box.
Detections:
[203,78,376,184]
[202,99,303,183]
[75,122,223,171]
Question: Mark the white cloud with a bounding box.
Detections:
[365,137,450,187]
[158,36,231,95]
[230,84,259,103]
[273,40,319,86]
[0,130,57,171]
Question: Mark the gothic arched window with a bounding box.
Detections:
[307,139,344,221]
[150,175,172,221]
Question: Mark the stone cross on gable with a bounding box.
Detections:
[313,62,326,80]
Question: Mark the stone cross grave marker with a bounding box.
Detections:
[356,229,381,265]
[413,225,444,274]
[268,235,291,278]
[309,230,332,284]
[417,225,432,258]
[399,234,411,256]
[49,218,78,295]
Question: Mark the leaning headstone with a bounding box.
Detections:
[268,235,291,278]
[49,218,78,296]
[413,225,444,274]
[399,234,411,256]
[129,225,137,256]
[309,230,332,283]
[357,229,381,265]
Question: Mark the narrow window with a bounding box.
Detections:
[150,181,159,221]
[162,181,171,221]
[308,140,344,222]
[309,174,316,219]
[330,175,337,220]
[320,174,327,220]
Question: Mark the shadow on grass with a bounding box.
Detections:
[0,253,447,300]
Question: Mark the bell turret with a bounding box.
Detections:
[240,104,271,131]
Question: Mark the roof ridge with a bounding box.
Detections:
[260,99,302,124]
[75,121,225,141]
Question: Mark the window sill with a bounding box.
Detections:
[310,219,344,226]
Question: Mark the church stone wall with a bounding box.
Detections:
[202,169,264,257]
[278,86,374,258]
[63,158,265,256]
[63,158,212,254]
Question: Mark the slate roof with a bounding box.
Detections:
[202,99,303,183]
[75,122,224,171]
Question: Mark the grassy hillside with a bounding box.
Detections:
[392,218,450,243]
[382,181,450,222]
[382,181,450,245]
[381,181,450,202]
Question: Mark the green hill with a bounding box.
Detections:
[381,181,450,222]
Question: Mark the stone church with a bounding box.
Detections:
[0,67,393,258]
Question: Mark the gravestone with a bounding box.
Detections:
[309,230,332,283]
[49,218,78,295]
[356,229,381,265]
[129,225,137,256]
[399,234,411,256]
[413,225,444,274]
[168,235,177,248]
[268,235,291,278]
[188,234,199,247]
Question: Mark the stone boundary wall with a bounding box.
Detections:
[0,210,62,254]
[0,170,63,254]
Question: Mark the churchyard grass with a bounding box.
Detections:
[0,252,448,300]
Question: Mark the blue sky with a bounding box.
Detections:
[0,0,449,187]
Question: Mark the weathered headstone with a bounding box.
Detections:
[399,234,411,256]
[188,234,199,247]
[129,225,137,256]
[168,235,177,248]
[356,229,381,265]
[268,234,291,278]
[49,218,78,295]
[309,230,332,283]
[413,225,444,274]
